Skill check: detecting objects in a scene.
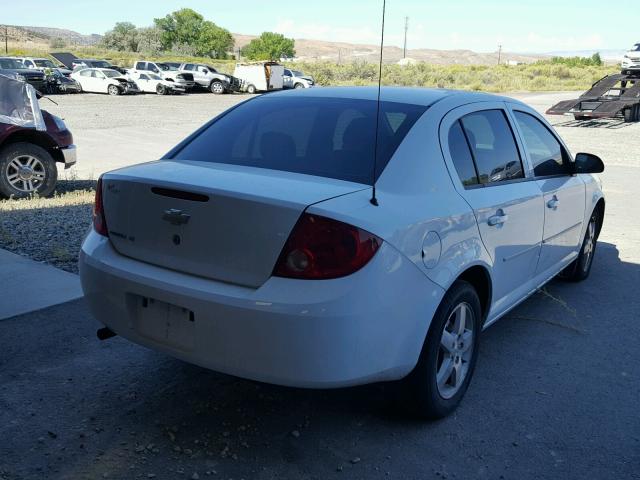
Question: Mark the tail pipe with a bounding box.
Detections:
[97,327,117,341]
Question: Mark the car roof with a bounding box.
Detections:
[265,86,518,108]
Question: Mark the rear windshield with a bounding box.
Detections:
[173,96,427,184]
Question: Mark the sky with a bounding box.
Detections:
[2,0,635,53]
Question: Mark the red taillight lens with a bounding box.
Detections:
[274,214,381,280]
[93,177,108,237]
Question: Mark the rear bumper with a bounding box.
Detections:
[79,231,444,388]
[60,144,77,168]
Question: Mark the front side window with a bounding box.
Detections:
[135,62,145,70]
[184,64,195,71]
[448,121,479,187]
[173,96,427,185]
[79,69,92,77]
[460,109,524,184]
[513,111,570,177]
[139,74,149,80]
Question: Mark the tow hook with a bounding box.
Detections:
[97,327,117,341]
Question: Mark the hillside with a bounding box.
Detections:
[3,24,544,66]
[233,34,544,65]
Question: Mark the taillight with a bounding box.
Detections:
[93,176,108,237]
[273,214,381,280]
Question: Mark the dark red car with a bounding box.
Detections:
[0,108,76,199]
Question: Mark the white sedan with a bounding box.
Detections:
[131,72,186,95]
[79,88,605,418]
[71,68,139,95]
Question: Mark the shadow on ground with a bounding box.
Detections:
[0,241,638,480]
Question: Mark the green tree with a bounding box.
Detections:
[591,52,603,66]
[153,8,233,58]
[137,27,163,54]
[241,32,296,61]
[101,22,140,52]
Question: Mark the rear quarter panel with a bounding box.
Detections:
[308,96,493,292]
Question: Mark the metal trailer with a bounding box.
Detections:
[547,73,640,122]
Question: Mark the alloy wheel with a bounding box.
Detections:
[436,302,475,400]
[5,155,46,193]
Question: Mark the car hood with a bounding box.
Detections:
[626,51,640,59]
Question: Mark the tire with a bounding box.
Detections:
[156,84,166,95]
[294,83,305,89]
[559,209,600,282]
[108,85,120,96]
[398,280,482,419]
[574,114,589,121]
[246,84,257,94]
[623,107,634,123]
[0,142,58,199]
[210,81,225,94]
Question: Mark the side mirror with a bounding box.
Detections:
[574,153,604,174]
[202,69,209,74]
[152,68,159,73]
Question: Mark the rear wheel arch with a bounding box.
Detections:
[455,265,492,323]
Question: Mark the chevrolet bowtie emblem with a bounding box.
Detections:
[162,209,191,226]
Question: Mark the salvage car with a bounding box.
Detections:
[131,61,196,90]
[621,42,640,74]
[43,69,82,95]
[15,57,72,77]
[0,57,46,91]
[178,63,240,94]
[71,68,139,95]
[0,74,76,198]
[80,87,605,419]
[283,68,315,89]
[131,72,186,95]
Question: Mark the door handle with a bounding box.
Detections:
[547,196,560,210]
[488,210,509,227]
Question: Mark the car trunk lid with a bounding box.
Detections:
[101,160,367,288]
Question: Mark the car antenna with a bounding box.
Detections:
[370,0,386,207]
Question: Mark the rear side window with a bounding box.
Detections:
[513,111,570,177]
[173,96,427,185]
[448,121,479,187]
[460,110,524,184]
[184,64,195,71]
[135,62,145,70]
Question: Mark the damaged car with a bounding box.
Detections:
[130,72,186,95]
[71,68,139,96]
[0,74,76,198]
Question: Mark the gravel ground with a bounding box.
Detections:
[0,182,95,273]
[1,90,638,273]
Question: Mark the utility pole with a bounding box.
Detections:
[497,44,502,65]
[4,26,8,54]
[403,16,409,59]
[338,48,342,65]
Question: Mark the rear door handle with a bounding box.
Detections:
[488,210,509,227]
[547,196,560,210]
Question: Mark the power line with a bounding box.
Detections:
[403,16,409,59]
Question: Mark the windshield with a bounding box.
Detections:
[91,61,112,68]
[35,59,56,68]
[292,70,304,77]
[207,66,219,73]
[632,44,640,52]
[0,58,24,69]
[103,70,121,78]
[158,63,177,71]
[173,96,427,184]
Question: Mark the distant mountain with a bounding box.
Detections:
[233,34,545,65]
[20,26,102,46]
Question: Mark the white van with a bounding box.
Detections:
[233,62,284,94]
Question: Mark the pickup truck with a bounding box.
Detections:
[0,57,46,91]
[131,61,196,90]
[177,63,240,94]
[0,74,76,198]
